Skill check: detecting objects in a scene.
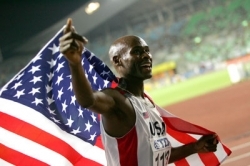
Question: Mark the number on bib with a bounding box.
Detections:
[154,149,170,166]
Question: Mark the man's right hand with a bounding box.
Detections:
[59,18,88,66]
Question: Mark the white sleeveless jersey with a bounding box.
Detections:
[100,91,171,166]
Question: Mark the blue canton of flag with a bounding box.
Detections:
[0,28,117,145]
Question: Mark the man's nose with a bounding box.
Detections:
[141,50,152,59]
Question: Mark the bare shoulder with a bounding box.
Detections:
[101,88,131,111]
[98,88,136,137]
[101,88,126,100]
[100,88,134,116]
[88,88,132,115]
[101,87,121,96]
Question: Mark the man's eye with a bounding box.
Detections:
[133,50,141,54]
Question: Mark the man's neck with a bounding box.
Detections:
[118,77,144,97]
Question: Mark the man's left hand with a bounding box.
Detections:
[194,134,218,153]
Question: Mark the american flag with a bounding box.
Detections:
[142,111,149,119]
[0,27,231,166]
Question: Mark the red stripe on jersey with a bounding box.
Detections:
[117,126,138,166]
[0,143,49,166]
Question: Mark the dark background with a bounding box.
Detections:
[0,0,90,60]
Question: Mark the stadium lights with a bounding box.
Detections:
[242,20,248,27]
[194,36,202,44]
[85,2,100,15]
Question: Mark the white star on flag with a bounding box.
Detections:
[11,80,22,89]
[71,127,81,135]
[28,65,41,74]
[30,76,42,84]
[14,89,25,99]
[66,116,74,127]
[48,43,59,55]
[29,87,41,95]
[85,120,93,132]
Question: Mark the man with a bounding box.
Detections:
[59,18,218,166]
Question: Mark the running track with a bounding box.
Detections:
[164,79,250,165]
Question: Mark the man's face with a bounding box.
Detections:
[119,36,153,80]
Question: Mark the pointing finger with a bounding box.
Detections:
[64,18,72,34]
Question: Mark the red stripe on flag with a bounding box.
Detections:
[95,136,104,149]
[163,116,212,135]
[73,157,103,166]
[0,143,49,166]
[222,144,232,156]
[0,112,102,166]
[111,81,118,88]
[167,126,198,144]
[199,153,220,166]
[165,118,220,165]
[174,158,190,166]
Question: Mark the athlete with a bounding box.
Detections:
[59,18,218,166]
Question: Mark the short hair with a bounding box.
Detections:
[108,35,141,62]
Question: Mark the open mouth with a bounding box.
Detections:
[140,64,152,71]
[141,63,152,67]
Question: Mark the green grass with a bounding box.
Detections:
[148,69,232,107]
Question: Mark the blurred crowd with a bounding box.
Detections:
[1,0,250,88]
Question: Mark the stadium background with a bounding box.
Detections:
[0,0,250,165]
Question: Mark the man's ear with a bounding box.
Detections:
[113,55,121,66]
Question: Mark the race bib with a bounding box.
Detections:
[150,136,171,166]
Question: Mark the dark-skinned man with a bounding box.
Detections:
[59,18,218,166]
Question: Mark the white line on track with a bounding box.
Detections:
[222,142,250,164]
[222,152,250,164]
[230,142,250,151]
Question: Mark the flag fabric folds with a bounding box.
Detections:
[0,27,231,166]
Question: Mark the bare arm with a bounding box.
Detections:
[169,134,218,163]
[59,18,115,114]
